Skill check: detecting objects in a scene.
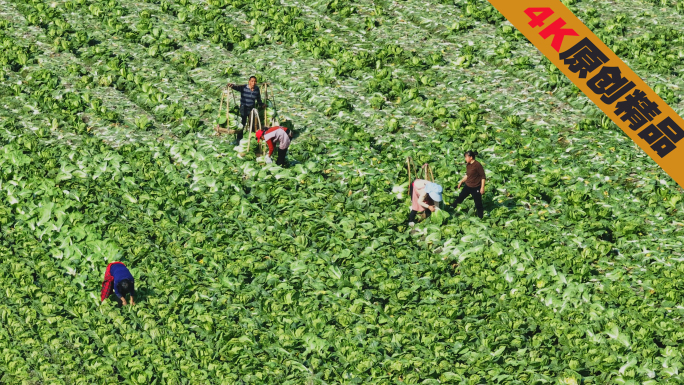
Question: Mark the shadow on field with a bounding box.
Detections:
[487,197,519,212]
[107,287,155,307]
[135,287,156,304]
[477,195,521,220]
[442,191,519,220]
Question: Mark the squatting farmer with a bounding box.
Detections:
[256,123,292,166]
[408,179,443,227]
[451,150,486,219]
[227,76,263,141]
[100,261,135,306]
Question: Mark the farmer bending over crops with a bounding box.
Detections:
[256,123,292,166]
[227,76,263,141]
[451,150,486,219]
[100,261,135,306]
[408,179,443,227]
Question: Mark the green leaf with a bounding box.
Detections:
[36,202,54,227]
[328,265,342,280]
[122,193,138,203]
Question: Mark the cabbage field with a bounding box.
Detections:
[2,0,684,383]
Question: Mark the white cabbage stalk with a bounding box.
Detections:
[233,138,249,155]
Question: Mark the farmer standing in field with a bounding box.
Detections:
[100,261,135,306]
[408,179,443,227]
[256,122,293,166]
[227,76,263,141]
[451,150,486,219]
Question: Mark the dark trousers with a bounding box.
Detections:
[238,105,255,141]
[409,209,431,223]
[453,185,484,218]
[276,148,287,166]
[239,105,253,126]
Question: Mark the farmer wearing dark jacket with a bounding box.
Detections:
[451,150,486,219]
[100,262,135,306]
[227,76,263,141]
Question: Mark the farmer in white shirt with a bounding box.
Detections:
[256,123,292,166]
[408,179,443,226]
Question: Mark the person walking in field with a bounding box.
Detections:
[227,76,263,141]
[408,179,443,226]
[451,150,486,219]
[256,122,293,166]
[100,262,135,306]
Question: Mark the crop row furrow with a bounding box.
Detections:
[0,17,131,143]
[4,0,200,139]
[119,0,435,136]
[54,0,392,141]
[125,0,384,138]
[292,0,589,129]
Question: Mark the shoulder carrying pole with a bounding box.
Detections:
[215,90,225,136]
[262,82,271,127]
[246,108,262,152]
[422,163,434,183]
[264,84,269,128]
[231,88,241,140]
[406,157,415,195]
[422,163,437,209]
[215,88,238,135]
[269,84,278,125]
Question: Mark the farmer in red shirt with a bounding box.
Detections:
[100,262,135,306]
[256,123,293,166]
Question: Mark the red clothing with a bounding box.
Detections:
[100,262,125,302]
[263,126,290,156]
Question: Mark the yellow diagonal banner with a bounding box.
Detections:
[487,0,684,189]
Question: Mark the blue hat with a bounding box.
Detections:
[425,183,443,202]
